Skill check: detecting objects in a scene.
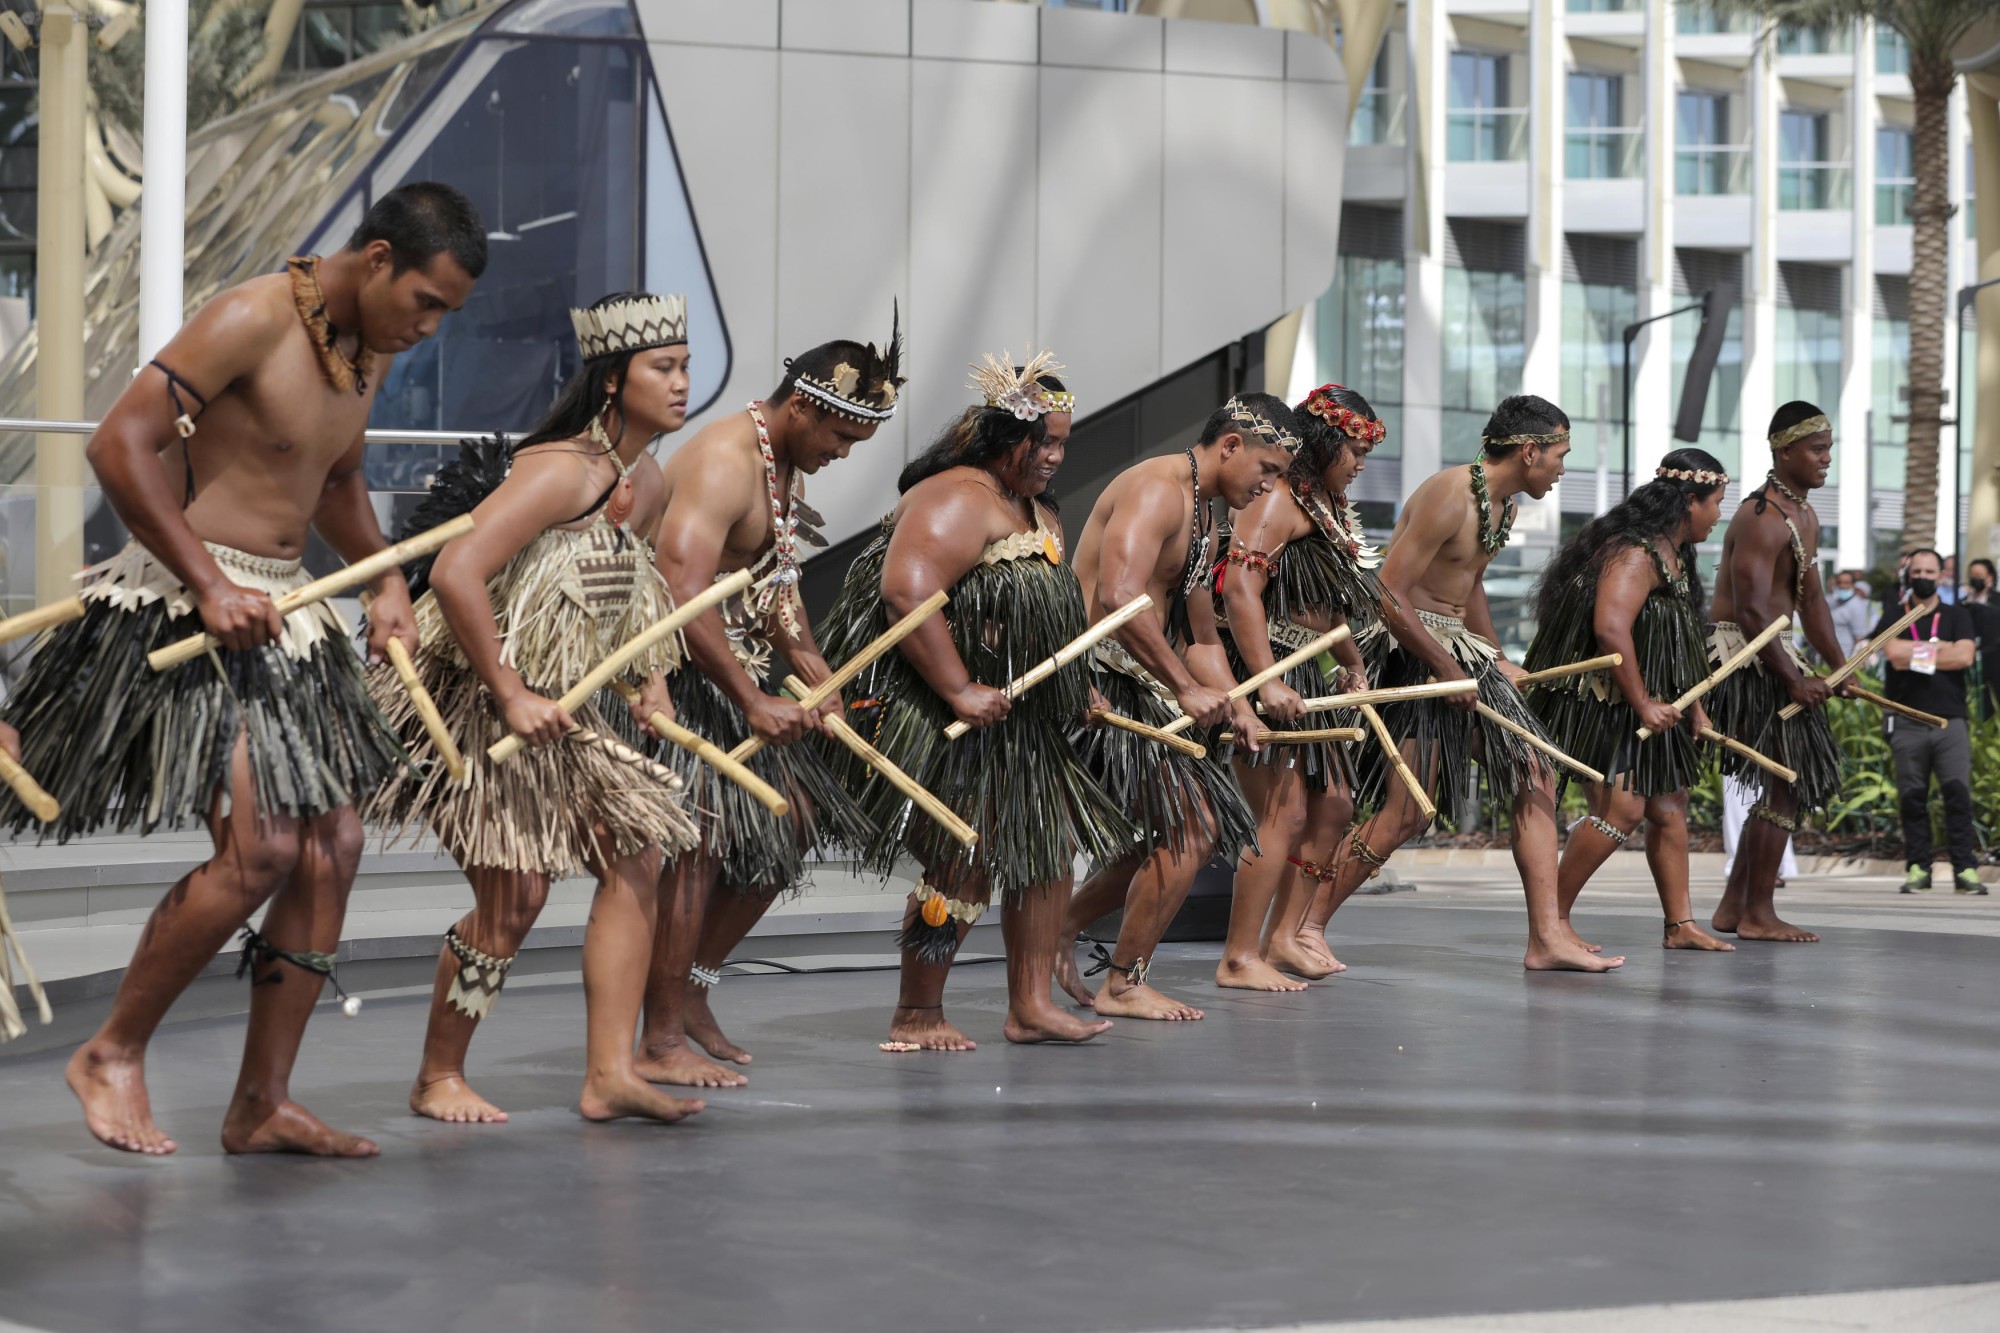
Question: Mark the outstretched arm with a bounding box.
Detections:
[313,431,416,662]
[85,290,289,650]
[880,483,1010,729]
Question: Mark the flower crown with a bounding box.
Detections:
[790,304,907,423]
[968,348,1075,420]
[571,293,688,362]
[1769,414,1831,448]
[1224,397,1301,450]
[1301,384,1387,445]
[1657,466,1728,485]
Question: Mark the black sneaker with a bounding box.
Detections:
[1954,868,1988,896]
[1901,865,1934,894]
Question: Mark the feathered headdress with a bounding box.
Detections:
[792,302,908,423]
[967,348,1075,420]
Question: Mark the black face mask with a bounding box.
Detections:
[1972,577,1990,593]
[1909,577,1939,600]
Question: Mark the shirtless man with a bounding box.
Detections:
[1052,394,1288,1021]
[1284,394,1621,973]
[1704,401,1849,942]
[2,183,485,1153]
[635,326,899,1086]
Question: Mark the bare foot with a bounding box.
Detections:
[1559,921,1603,954]
[1263,936,1338,980]
[684,986,752,1065]
[1710,909,1740,934]
[1216,956,1309,992]
[1733,914,1819,943]
[409,1074,508,1124]
[1092,982,1204,1020]
[634,1039,748,1089]
[579,1072,705,1124]
[67,1041,176,1155]
[1297,927,1346,973]
[887,1007,977,1051]
[1663,921,1736,951]
[1523,937,1626,973]
[222,1096,379,1157]
[1054,936,1096,1007]
[1003,998,1113,1044]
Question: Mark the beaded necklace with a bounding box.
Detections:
[1179,447,1216,601]
[1470,454,1515,555]
[745,403,813,638]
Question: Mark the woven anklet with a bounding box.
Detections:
[1748,803,1798,833]
[1588,815,1630,845]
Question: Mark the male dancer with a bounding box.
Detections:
[1282,394,1620,973]
[1052,395,1288,1021]
[637,323,901,1085]
[1705,402,1848,941]
[2,183,485,1153]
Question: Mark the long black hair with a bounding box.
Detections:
[514,291,651,454]
[1291,384,1376,491]
[1532,445,1726,623]
[896,372,1067,495]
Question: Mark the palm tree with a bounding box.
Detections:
[1731,1,1992,556]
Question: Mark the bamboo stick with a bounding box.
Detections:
[944,595,1154,740]
[1159,624,1352,736]
[569,729,686,788]
[609,680,790,817]
[1513,653,1622,687]
[1636,613,1791,739]
[0,750,58,823]
[1777,600,1931,719]
[1846,685,1947,729]
[1090,709,1208,758]
[385,638,465,784]
[733,589,950,761]
[0,595,84,648]
[1217,726,1366,745]
[1357,702,1435,822]
[488,568,752,764]
[820,712,978,849]
[0,877,54,1039]
[1477,702,1605,783]
[149,514,476,671]
[1699,726,1797,783]
[1282,678,1481,714]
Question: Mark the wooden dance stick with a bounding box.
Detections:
[1846,685,1947,729]
[1217,726,1366,745]
[1699,726,1797,784]
[1280,678,1480,714]
[570,728,686,788]
[1158,624,1353,737]
[0,596,84,648]
[1090,709,1208,759]
[608,679,790,817]
[0,750,59,823]
[1476,702,1605,784]
[1357,703,1435,822]
[783,675,974,848]
[1513,653,1623,688]
[488,568,753,764]
[0,877,54,1040]
[1776,601,1930,720]
[384,638,465,785]
[1636,613,1791,739]
[149,515,477,672]
[734,589,951,761]
[943,595,1154,741]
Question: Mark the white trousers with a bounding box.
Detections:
[1720,775,1798,879]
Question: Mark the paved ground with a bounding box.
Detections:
[1,872,1995,1333]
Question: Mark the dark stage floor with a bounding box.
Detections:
[2,900,1996,1333]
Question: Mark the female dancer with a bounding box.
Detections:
[1523,446,1735,952]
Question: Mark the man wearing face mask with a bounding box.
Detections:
[1874,549,1985,896]
[1828,570,1874,662]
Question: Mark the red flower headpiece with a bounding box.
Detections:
[1302,384,1387,445]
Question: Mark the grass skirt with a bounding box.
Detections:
[1,541,404,840]
[1358,609,1554,827]
[1703,621,1841,811]
[1221,619,1354,794]
[1075,642,1259,867]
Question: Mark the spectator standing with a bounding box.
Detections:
[1873,549,1986,895]
[1828,569,1874,661]
[1960,558,2000,718]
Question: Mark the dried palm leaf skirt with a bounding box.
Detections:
[1703,620,1841,811]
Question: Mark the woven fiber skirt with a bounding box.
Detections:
[1,541,405,840]
[1703,621,1841,811]
[1222,616,1356,795]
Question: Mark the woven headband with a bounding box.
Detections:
[1657,466,1728,485]
[1224,397,1301,451]
[1302,386,1387,445]
[1481,429,1570,450]
[1769,414,1831,448]
[570,293,687,362]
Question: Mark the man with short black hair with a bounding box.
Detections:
[1875,548,1985,895]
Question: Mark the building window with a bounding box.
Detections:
[1775,275,1845,484]
[1778,23,1853,56]
[1566,72,1636,179]
[280,2,413,76]
[1676,3,1754,35]
[1676,91,1746,195]
[1876,128,1914,225]
[1317,207,1405,464]
[1778,110,1849,211]
[1873,279,1911,522]
[1671,250,1744,481]
[1567,0,1638,11]
[1350,39,1403,147]
[1877,26,1909,75]
[1560,274,1637,477]
[1448,52,1525,162]
[1440,222,1526,465]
